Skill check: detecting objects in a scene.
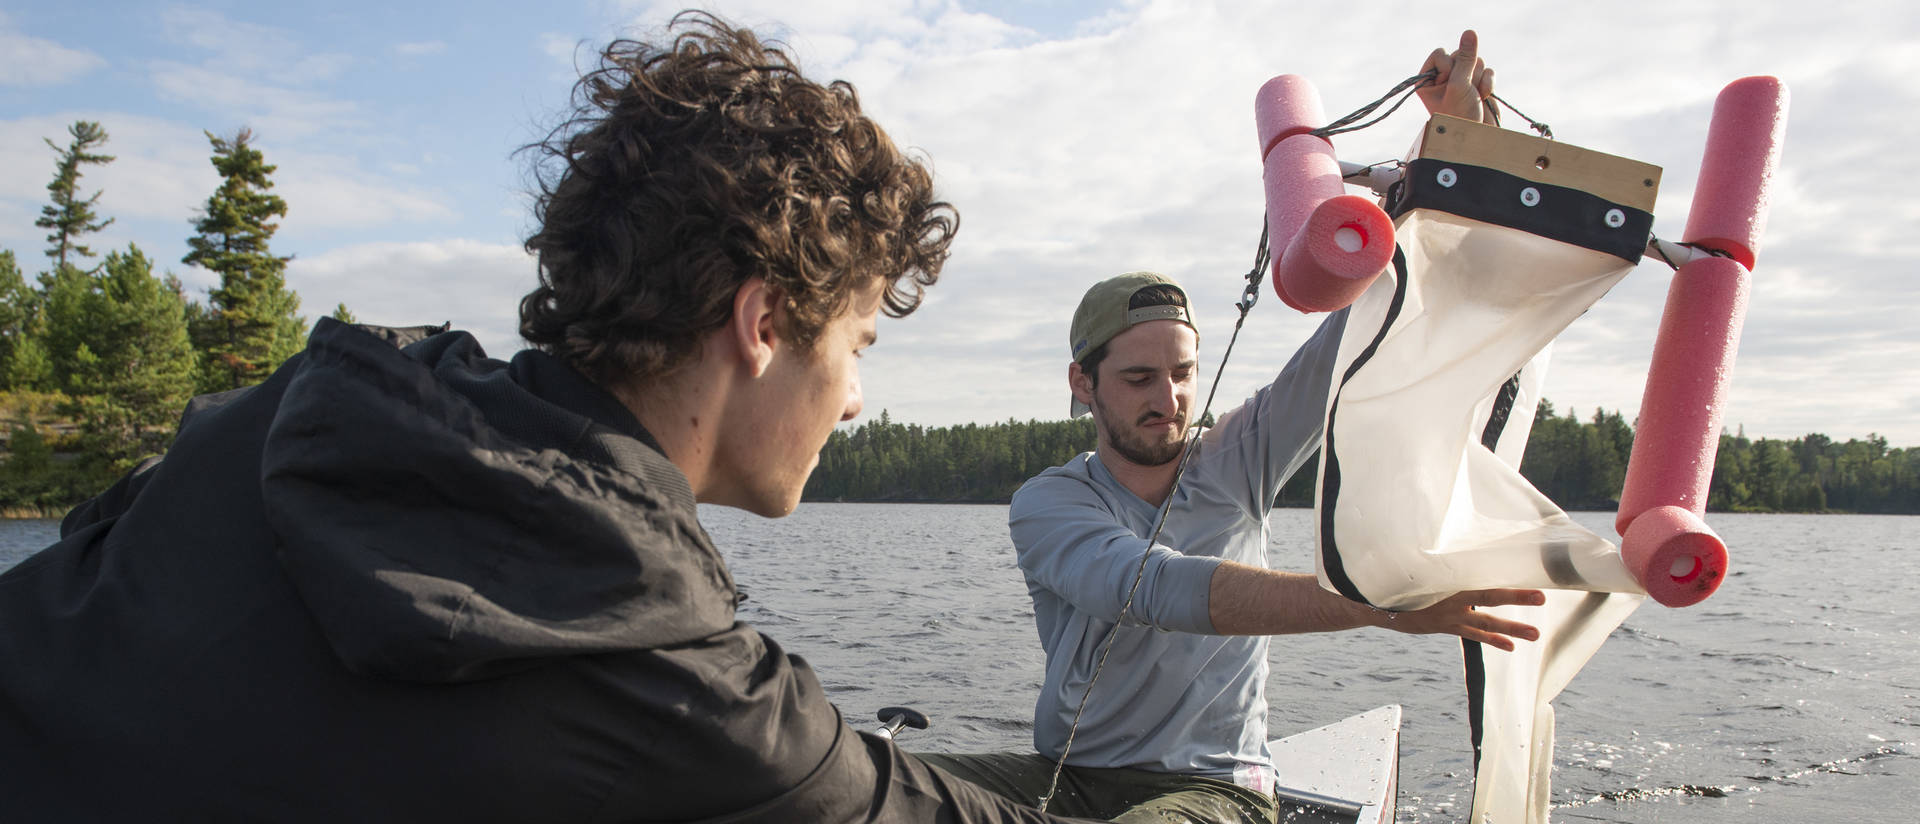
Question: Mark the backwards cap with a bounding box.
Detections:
[1067,271,1194,417]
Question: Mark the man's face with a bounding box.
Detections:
[733,280,880,517]
[1078,319,1198,468]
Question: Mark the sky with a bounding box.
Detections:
[2,0,1915,445]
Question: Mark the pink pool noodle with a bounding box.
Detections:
[1255,74,1324,154]
[1617,255,1751,537]
[1621,505,1728,607]
[1614,77,1785,606]
[1681,76,1789,269]
[1255,75,1394,312]
[1264,139,1396,312]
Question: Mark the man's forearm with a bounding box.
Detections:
[1206,559,1545,648]
[1206,560,1386,636]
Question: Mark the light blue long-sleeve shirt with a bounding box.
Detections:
[1008,311,1345,788]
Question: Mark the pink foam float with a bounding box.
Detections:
[1254,75,1395,313]
[1616,76,1788,607]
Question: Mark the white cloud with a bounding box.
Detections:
[616,0,926,38]
[0,9,468,248]
[149,7,358,136]
[286,239,536,357]
[13,0,1907,444]
[606,1,1036,80]
[269,149,454,228]
[0,112,453,227]
[0,16,106,86]
[0,112,459,282]
[642,0,1920,444]
[160,7,354,84]
[0,114,218,225]
[149,62,363,140]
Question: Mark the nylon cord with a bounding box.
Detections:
[1312,70,1436,138]
[1314,71,1553,141]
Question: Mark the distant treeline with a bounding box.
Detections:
[804,402,1920,514]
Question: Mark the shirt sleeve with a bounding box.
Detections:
[1009,474,1220,634]
[1183,309,1348,517]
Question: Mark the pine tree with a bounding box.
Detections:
[330,302,357,324]
[0,251,45,391]
[35,121,116,271]
[44,246,198,469]
[183,128,305,391]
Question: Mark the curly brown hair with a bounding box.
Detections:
[519,10,958,386]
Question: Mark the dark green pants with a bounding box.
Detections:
[917,752,1277,824]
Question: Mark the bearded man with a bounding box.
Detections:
[920,270,1545,823]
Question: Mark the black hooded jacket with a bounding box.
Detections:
[0,319,1076,823]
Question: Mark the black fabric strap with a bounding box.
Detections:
[1317,248,1413,608]
[1390,158,1652,263]
[1481,373,1523,452]
[1464,639,1488,771]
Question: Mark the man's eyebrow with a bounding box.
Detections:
[1116,359,1196,374]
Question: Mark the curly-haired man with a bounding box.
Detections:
[0,12,1083,823]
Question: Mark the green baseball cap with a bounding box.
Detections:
[1068,271,1194,417]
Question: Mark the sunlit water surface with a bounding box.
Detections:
[4,507,1913,821]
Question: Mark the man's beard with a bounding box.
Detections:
[1092,393,1187,467]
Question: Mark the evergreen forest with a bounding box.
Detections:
[0,121,353,514]
[803,405,1920,515]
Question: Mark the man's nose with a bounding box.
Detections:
[1148,376,1179,416]
[841,374,863,422]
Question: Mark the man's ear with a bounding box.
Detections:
[1069,360,1095,408]
[728,278,781,378]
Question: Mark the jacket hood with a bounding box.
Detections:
[255,319,736,683]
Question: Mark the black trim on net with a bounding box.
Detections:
[1318,248,1412,608]
[1480,373,1523,451]
[1389,158,1653,263]
[1464,638,1487,772]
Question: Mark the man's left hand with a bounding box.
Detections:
[1417,29,1497,125]
[1388,587,1544,651]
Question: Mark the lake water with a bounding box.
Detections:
[4,507,1915,822]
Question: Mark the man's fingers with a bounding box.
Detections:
[1454,29,1479,70]
[1476,67,1496,100]
[1473,587,1546,608]
[1450,60,1480,94]
[1457,588,1541,644]
[1420,46,1450,81]
[1477,613,1540,643]
[1470,631,1517,652]
[1448,32,1479,89]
